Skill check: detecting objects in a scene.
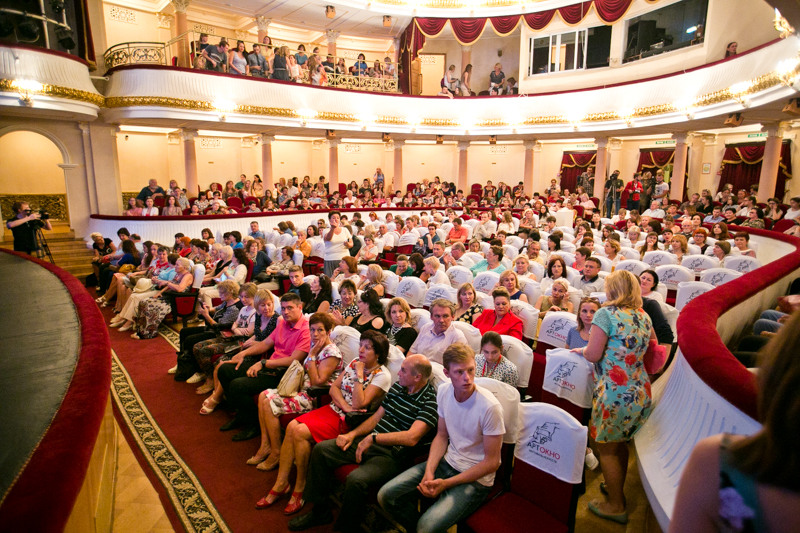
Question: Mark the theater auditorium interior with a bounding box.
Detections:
[1,0,799,531]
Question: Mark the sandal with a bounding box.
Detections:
[199,396,220,415]
[246,452,269,466]
[256,454,281,471]
[588,501,628,524]
[283,492,305,515]
[95,296,105,304]
[255,485,291,509]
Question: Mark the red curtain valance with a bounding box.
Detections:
[405,0,633,55]
[637,149,674,171]
[718,141,792,199]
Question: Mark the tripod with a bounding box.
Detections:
[33,226,55,264]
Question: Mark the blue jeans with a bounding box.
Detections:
[377,459,491,533]
[753,310,786,335]
[605,196,620,217]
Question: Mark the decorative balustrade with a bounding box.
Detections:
[104,42,167,70]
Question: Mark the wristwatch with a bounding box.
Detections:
[371,430,378,444]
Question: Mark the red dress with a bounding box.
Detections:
[472,309,524,340]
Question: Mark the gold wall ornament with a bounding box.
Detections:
[0,79,104,107]
[0,194,69,222]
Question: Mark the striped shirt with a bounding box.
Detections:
[376,382,438,452]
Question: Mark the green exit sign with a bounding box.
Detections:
[654,140,676,145]
[747,133,767,138]
[575,144,595,148]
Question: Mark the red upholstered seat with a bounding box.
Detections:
[227,197,243,209]
[334,464,359,484]
[465,489,568,533]
[773,219,794,233]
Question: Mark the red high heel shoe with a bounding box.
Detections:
[255,485,291,509]
[283,492,305,515]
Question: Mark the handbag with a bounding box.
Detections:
[344,408,377,429]
[643,339,667,374]
[119,264,136,274]
[276,359,305,397]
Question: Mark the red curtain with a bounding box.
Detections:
[406,0,637,59]
[560,151,596,192]
[490,15,522,35]
[718,141,792,198]
[558,2,593,24]
[449,18,489,44]
[637,149,675,174]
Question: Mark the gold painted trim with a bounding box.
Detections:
[102,65,798,128]
[0,79,104,107]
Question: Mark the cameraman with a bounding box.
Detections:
[6,202,51,254]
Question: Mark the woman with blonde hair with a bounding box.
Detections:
[576,270,656,524]
[358,264,386,297]
[382,297,418,354]
[669,234,688,263]
[513,255,538,282]
[603,239,623,268]
[497,211,515,234]
[535,279,573,318]
[497,269,528,303]
[420,256,449,287]
[455,282,483,324]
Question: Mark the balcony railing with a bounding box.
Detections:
[102,32,399,94]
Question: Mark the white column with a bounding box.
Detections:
[170,0,191,68]
[78,122,99,213]
[523,140,536,196]
[326,30,340,57]
[255,16,271,43]
[671,133,689,201]
[595,137,609,210]
[329,139,340,193]
[457,141,469,192]
[393,140,404,194]
[758,123,785,202]
[181,129,199,197]
[260,134,274,191]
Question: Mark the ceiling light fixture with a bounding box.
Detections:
[326,6,336,18]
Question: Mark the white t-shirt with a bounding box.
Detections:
[324,227,352,261]
[784,207,800,221]
[437,383,505,486]
[427,269,450,287]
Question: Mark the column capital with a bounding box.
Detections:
[181,128,198,142]
[594,137,608,149]
[393,139,405,148]
[672,132,690,144]
[457,141,470,151]
[326,30,340,44]
[523,139,537,150]
[702,133,718,145]
[761,122,785,137]
[78,122,90,135]
[235,30,250,42]
[461,45,472,53]
[156,13,172,29]
[259,134,275,145]
[170,0,191,14]
[110,125,121,137]
[328,139,341,148]
[255,16,271,32]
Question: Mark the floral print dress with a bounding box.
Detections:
[589,305,653,443]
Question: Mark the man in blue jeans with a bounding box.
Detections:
[378,343,504,533]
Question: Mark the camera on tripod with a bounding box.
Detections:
[24,208,50,220]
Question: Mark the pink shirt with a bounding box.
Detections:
[447,225,469,243]
[269,316,311,360]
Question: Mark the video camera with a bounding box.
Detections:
[25,208,50,220]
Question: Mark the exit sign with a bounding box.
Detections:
[575,144,594,148]
[747,133,767,138]
[654,140,676,145]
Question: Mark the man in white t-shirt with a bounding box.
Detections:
[378,343,504,533]
[322,210,353,277]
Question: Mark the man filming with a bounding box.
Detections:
[6,202,51,254]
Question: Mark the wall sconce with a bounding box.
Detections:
[436,135,443,144]
[382,132,391,143]
[326,6,336,18]
[326,129,336,139]
[724,113,743,127]
[383,16,391,27]
[489,135,496,145]
[12,79,43,106]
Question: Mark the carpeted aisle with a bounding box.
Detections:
[105,305,335,533]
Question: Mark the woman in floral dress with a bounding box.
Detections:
[577,269,656,524]
[248,312,343,471]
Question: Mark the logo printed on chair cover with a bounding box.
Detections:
[516,403,588,484]
[529,421,559,451]
[709,272,727,285]
[474,276,494,293]
[660,267,680,283]
[685,258,704,271]
[733,261,752,273]
[545,318,572,342]
[553,362,577,389]
[686,289,705,305]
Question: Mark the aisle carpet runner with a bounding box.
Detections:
[108,312,337,533]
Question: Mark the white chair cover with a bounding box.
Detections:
[383,270,399,296]
[510,300,540,342]
[515,403,588,484]
[700,268,744,287]
[474,271,501,295]
[676,281,715,311]
[451,321,482,353]
[396,277,427,307]
[330,326,362,367]
[542,348,594,408]
[424,283,458,307]
[654,264,695,290]
[537,311,578,349]
[615,259,649,276]
[500,335,534,388]
[724,255,762,273]
[387,345,405,383]
[503,244,519,260]
[681,254,720,272]
[429,361,451,390]
[447,265,474,289]
[409,308,432,333]
[475,377,520,444]
[642,251,677,268]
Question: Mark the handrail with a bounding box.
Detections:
[104,41,167,70]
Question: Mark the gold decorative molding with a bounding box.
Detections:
[0,194,69,222]
[0,79,104,107]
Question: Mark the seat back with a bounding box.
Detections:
[451,320,482,352]
[614,259,648,276]
[330,326,362,367]
[536,311,578,351]
[642,250,677,268]
[382,270,399,296]
[503,245,519,260]
[700,267,743,287]
[387,345,405,383]
[474,271,501,295]
[529,261,545,281]
[475,291,494,310]
[681,254,720,272]
[475,377,520,444]
[654,264,695,290]
[619,247,641,260]
[594,255,612,272]
[446,265,473,289]
[552,250,576,267]
[510,300,539,343]
[396,276,427,307]
[500,334,533,389]
[409,308,432,333]
[506,236,524,249]
[191,263,206,289]
[676,281,715,311]
[724,255,762,274]
[423,283,458,308]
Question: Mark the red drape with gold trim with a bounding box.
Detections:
[718,141,792,198]
[560,151,596,192]
[637,149,675,174]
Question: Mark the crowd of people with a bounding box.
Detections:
[196,35,396,88]
[93,168,799,531]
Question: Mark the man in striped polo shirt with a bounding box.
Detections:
[289,354,438,532]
